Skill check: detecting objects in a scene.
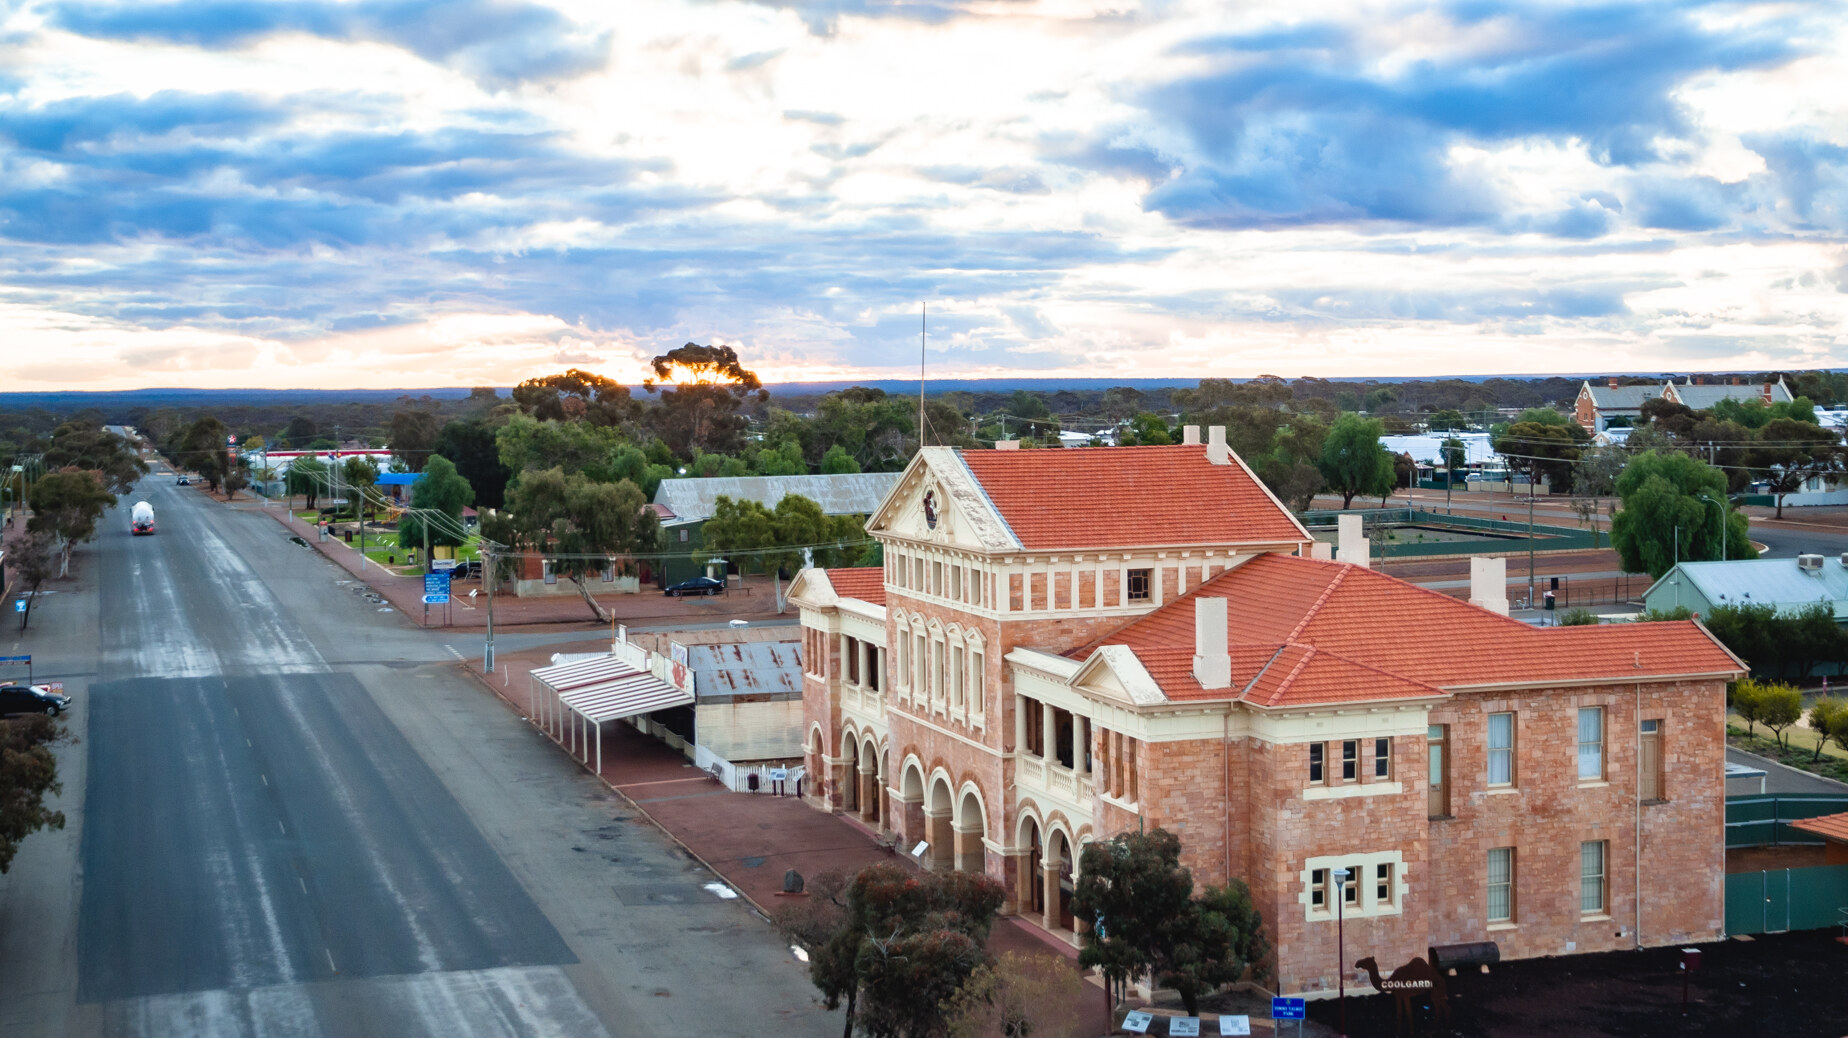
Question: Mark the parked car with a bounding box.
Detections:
[175,475,190,485]
[664,576,726,597]
[0,683,72,717]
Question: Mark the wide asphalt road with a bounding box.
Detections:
[0,475,832,1037]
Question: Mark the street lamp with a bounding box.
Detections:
[1333,866,1351,1038]
[1699,494,1726,562]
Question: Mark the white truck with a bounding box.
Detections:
[131,501,155,535]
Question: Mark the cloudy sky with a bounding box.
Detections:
[1,0,1845,391]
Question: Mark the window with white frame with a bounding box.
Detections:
[1580,840,1607,914]
[969,649,985,714]
[1487,847,1514,923]
[1300,852,1404,920]
[1373,737,1392,780]
[1309,743,1326,784]
[1340,740,1359,783]
[950,644,964,710]
[1578,707,1605,781]
[1487,712,1515,787]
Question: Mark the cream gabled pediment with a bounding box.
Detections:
[1070,645,1169,707]
[866,446,1021,553]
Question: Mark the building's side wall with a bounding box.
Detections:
[1424,680,1726,963]
[696,697,805,762]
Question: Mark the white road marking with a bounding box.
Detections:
[261,774,268,787]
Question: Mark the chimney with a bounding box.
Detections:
[1182,425,1201,446]
[1762,382,1774,403]
[1193,596,1231,690]
[995,440,1021,451]
[1469,557,1509,615]
[1731,376,1742,386]
[1336,514,1370,568]
[1608,377,1620,389]
[1308,541,1334,561]
[1206,425,1230,465]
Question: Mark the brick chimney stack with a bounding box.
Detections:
[1763,382,1774,403]
[1607,377,1620,389]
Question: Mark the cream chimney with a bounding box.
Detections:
[1193,596,1231,690]
[1469,557,1509,615]
[1206,425,1230,465]
[1309,541,1334,561]
[1336,514,1370,568]
[995,440,1021,451]
[1183,425,1201,445]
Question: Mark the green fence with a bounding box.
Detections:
[1724,865,1848,935]
[1725,793,1848,848]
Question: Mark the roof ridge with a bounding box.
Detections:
[1262,644,1318,705]
[1285,565,1350,642]
[1237,643,1293,701]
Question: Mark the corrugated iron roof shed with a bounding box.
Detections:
[690,640,805,701]
[1650,558,1848,618]
[652,472,901,525]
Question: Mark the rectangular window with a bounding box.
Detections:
[1428,725,1449,818]
[950,646,964,709]
[970,651,984,713]
[678,528,689,543]
[1580,841,1607,914]
[1374,737,1392,780]
[1341,740,1359,782]
[1310,868,1328,910]
[951,566,962,601]
[972,568,983,607]
[1127,568,1151,602]
[867,649,881,693]
[1639,719,1663,801]
[1024,698,1044,757]
[932,561,943,596]
[542,560,557,585]
[932,640,946,701]
[1487,712,1515,786]
[1578,707,1605,781]
[1375,863,1393,907]
[1487,847,1514,923]
[896,634,908,689]
[915,634,927,695]
[844,636,859,684]
[1343,866,1360,906]
[1309,742,1325,784]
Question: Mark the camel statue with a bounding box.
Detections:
[1356,956,1451,1035]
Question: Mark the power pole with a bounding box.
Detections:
[483,543,497,674]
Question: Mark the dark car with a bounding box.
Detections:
[176,475,190,485]
[0,683,72,717]
[664,576,726,597]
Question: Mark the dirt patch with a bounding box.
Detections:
[1303,930,1848,1037]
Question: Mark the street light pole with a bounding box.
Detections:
[1527,475,1537,608]
[483,537,498,675]
[1334,867,1350,1038]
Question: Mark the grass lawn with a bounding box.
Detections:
[1727,718,1848,784]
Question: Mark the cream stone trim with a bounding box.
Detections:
[1247,703,1436,745]
[896,707,1013,759]
[838,599,887,626]
[1302,781,1404,801]
[1299,851,1407,922]
[1068,645,1168,707]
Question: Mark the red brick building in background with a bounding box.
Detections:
[788,430,1744,996]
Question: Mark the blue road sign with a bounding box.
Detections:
[1271,997,1306,1021]
[11,601,23,614]
[423,572,451,605]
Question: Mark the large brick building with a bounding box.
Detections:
[788,430,1743,996]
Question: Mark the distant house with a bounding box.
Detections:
[1575,376,1794,433]
[651,472,901,586]
[1642,557,1848,622]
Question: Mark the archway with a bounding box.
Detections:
[859,736,881,824]
[840,734,860,814]
[897,760,926,848]
[926,774,955,872]
[1048,829,1075,931]
[955,787,986,874]
[1018,816,1045,917]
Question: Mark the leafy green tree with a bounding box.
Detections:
[11,530,55,631]
[495,413,627,477]
[1732,678,1766,737]
[943,951,1085,1038]
[1493,420,1588,491]
[1707,605,1781,678]
[505,469,659,622]
[388,408,442,472]
[644,343,769,457]
[1570,445,1625,536]
[43,420,146,496]
[287,455,328,510]
[775,864,1003,1038]
[398,455,474,556]
[1759,681,1804,750]
[178,416,231,491]
[1428,409,1469,432]
[1752,417,1845,519]
[820,444,861,474]
[814,388,916,471]
[1638,605,1694,622]
[0,713,65,873]
[281,415,318,447]
[511,369,639,427]
[342,456,379,520]
[1316,414,1394,508]
[607,444,674,499]
[222,458,249,500]
[1611,451,1752,577]
[434,417,512,509]
[1804,697,1846,763]
[28,469,115,577]
[752,439,808,476]
[1073,828,1268,1016]
[1559,608,1599,626]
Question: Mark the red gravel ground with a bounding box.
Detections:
[1303,930,1848,1037]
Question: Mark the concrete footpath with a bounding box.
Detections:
[473,636,1147,1037]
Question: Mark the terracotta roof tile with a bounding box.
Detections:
[1790,810,1848,844]
[1080,553,1743,700]
[823,566,886,607]
[957,445,1309,551]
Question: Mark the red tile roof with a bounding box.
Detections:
[957,445,1308,551]
[1079,554,1743,703]
[823,566,886,607]
[1791,811,1848,844]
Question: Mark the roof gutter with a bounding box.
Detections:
[1441,669,1745,694]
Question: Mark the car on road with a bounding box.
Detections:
[663,576,726,597]
[175,475,190,485]
[0,683,72,717]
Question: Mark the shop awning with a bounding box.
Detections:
[561,672,692,724]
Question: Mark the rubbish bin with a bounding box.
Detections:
[344,529,353,543]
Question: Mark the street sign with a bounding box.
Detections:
[423,572,451,605]
[1271,997,1306,1020]
[1122,1010,1153,1034]
[1169,1018,1201,1036]
[12,600,23,613]
[0,653,27,663]
[431,558,459,571]
[1218,1016,1251,1036]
